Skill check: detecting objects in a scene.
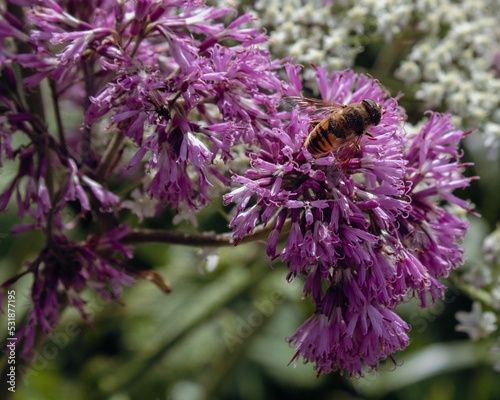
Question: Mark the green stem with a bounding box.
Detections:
[122,219,292,248]
[93,130,125,180]
[450,276,493,307]
[129,34,143,58]
[49,79,68,156]
[81,61,94,165]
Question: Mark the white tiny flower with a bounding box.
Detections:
[288,39,308,59]
[491,286,500,311]
[415,0,439,13]
[483,226,500,266]
[322,30,346,52]
[448,91,468,112]
[450,21,475,43]
[418,12,440,33]
[265,6,284,25]
[197,248,220,274]
[462,265,493,288]
[450,114,464,130]
[362,0,377,8]
[305,48,326,65]
[455,302,498,341]
[346,5,368,34]
[422,61,442,80]
[396,60,421,84]
[434,43,455,64]
[446,5,467,24]
[377,12,403,42]
[282,5,296,20]
[302,3,321,23]
[327,56,350,71]
[281,20,299,37]
[469,105,489,120]
[437,71,463,91]
[472,33,492,55]
[122,188,158,222]
[408,41,435,62]
[172,202,199,226]
[254,0,266,11]
[416,83,445,106]
[269,30,288,48]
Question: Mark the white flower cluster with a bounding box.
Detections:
[254,0,350,70]
[211,0,500,154]
[250,0,415,69]
[396,0,500,156]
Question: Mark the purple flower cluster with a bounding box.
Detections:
[77,1,281,212]
[3,227,134,359]
[224,66,474,376]
[0,0,474,377]
[0,0,283,358]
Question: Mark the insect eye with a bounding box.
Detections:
[371,107,382,125]
[363,99,382,125]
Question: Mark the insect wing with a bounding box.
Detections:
[282,96,344,116]
[334,134,363,169]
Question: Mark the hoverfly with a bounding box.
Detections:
[284,96,383,167]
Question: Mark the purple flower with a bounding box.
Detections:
[224,67,474,376]
[0,148,52,228]
[0,0,286,360]
[394,112,475,306]
[1,0,284,215]
[2,227,134,359]
[288,305,409,376]
[54,1,283,214]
